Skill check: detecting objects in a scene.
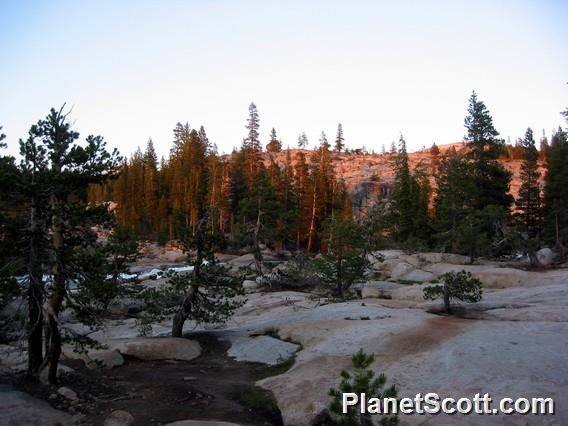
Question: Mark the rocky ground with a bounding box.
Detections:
[1,249,567,425]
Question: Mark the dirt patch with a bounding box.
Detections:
[2,334,283,425]
[383,316,468,356]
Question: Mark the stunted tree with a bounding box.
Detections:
[142,214,245,337]
[423,270,482,314]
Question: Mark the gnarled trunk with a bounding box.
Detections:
[172,286,197,337]
[27,198,44,380]
[43,195,66,384]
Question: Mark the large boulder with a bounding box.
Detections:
[389,261,416,280]
[110,337,201,361]
[227,253,257,269]
[536,248,555,266]
[62,345,124,369]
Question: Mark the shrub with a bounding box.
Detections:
[423,270,482,314]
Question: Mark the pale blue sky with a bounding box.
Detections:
[1,1,567,159]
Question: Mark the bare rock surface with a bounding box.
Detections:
[360,281,403,299]
[227,335,299,365]
[212,267,568,425]
[0,386,76,426]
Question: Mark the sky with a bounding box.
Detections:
[1,1,567,160]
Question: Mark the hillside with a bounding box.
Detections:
[261,142,545,215]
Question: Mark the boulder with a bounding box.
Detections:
[57,386,78,402]
[103,410,135,426]
[111,337,201,361]
[40,364,74,383]
[536,248,555,266]
[227,253,257,269]
[389,261,416,280]
[62,345,124,369]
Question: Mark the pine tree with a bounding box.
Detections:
[390,136,414,241]
[543,127,568,254]
[389,141,396,154]
[539,132,549,162]
[143,139,159,236]
[433,147,475,252]
[515,128,542,239]
[266,127,282,153]
[335,123,345,152]
[16,107,122,383]
[464,91,513,212]
[463,92,513,253]
[243,104,262,188]
[245,102,261,151]
[297,132,308,149]
[294,151,311,249]
[314,218,369,297]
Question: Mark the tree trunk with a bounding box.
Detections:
[443,292,452,314]
[307,188,317,252]
[528,249,540,268]
[172,286,197,337]
[253,207,263,276]
[43,195,66,385]
[27,199,44,380]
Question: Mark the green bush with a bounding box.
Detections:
[423,270,482,314]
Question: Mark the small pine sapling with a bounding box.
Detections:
[328,349,398,425]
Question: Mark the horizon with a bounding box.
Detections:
[1,1,568,160]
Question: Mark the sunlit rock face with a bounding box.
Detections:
[259,145,544,217]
